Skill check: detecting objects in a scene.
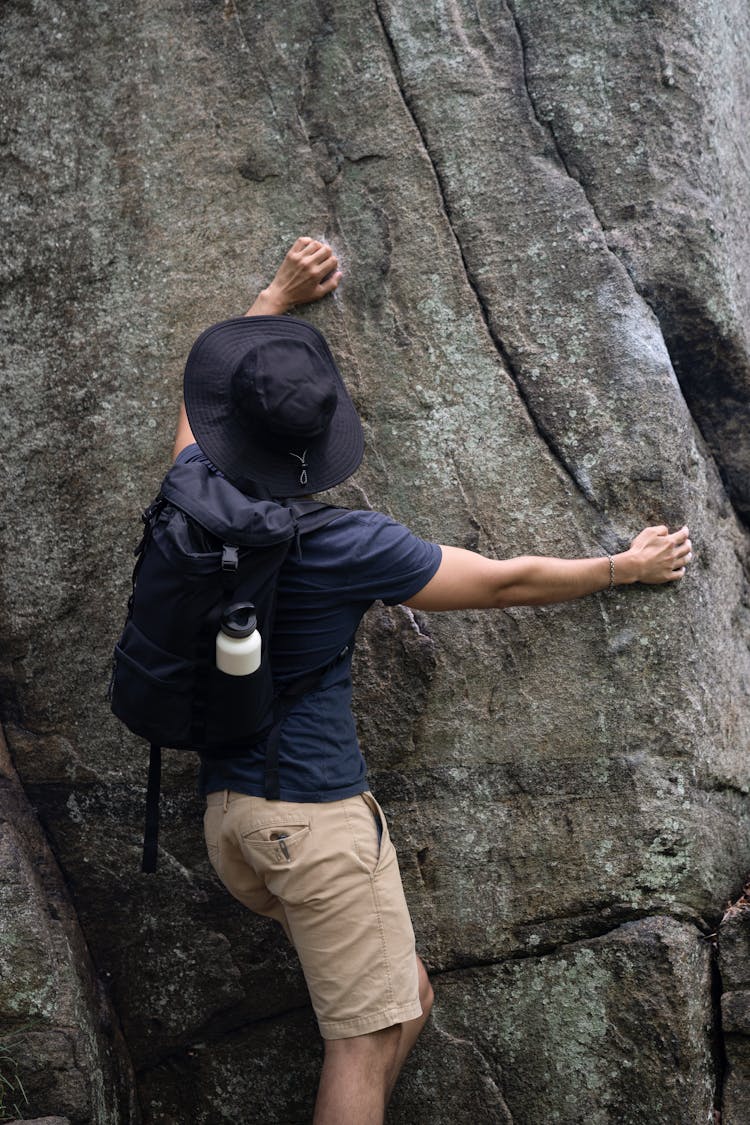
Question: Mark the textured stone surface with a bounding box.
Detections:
[1,0,749,1121]
[5,1119,73,1125]
[408,916,715,1125]
[4,1116,73,1125]
[138,916,714,1124]
[512,0,750,521]
[0,731,137,1124]
[719,903,750,1124]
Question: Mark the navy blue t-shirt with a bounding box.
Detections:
[175,445,442,802]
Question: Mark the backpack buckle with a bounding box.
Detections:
[221,545,239,571]
[134,498,165,557]
[141,497,165,525]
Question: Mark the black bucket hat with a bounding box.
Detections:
[183,315,364,498]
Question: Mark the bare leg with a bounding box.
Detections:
[313,956,433,1123]
[313,1024,401,1125]
[386,955,434,1102]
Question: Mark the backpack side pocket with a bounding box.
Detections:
[203,656,275,749]
[111,619,196,747]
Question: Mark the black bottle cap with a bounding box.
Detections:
[220,602,257,638]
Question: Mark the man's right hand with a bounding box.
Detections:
[247,237,342,316]
[623,524,692,584]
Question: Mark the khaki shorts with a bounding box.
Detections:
[203,789,422,1039]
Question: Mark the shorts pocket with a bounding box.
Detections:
[352,793,392,876]
[240,821,311,869]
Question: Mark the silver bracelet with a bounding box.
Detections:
[607,555,615,590]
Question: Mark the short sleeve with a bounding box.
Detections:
[175,442,219,469]
[343,512,442,606]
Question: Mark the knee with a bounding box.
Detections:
[324,1024,401,1072]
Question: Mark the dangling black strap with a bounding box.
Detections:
[142,744,162,873]
[263,645,350,801]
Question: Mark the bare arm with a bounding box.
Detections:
[171,238,342,461]
[405,525,693,610]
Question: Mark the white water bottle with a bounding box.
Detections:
[216,602,262,676]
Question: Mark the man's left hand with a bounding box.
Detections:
[247,237,342,316]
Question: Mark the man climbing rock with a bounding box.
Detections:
[172,237,692,1125]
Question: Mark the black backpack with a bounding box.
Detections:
[110,456,346,872]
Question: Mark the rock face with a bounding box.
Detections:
[5,1120,73,1125]
[0,730,137,1124]
[1,0,749,1122]
[396,916,715,1125]
[718,895,750,1124]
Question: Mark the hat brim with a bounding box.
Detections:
[183,315,364,497]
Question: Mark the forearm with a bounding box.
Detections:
[244,283,292,317]
[497,551,637,607]
[405,536,687,612]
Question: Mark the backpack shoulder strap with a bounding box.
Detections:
[284,500,349,545]
[286,499,348,520]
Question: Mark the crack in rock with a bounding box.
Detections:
[398,604,433,640]
[428,907,713,975]
[504,0,609,235]
[449,451,503,555]
[371,0,600,512]
[135,1001,314,1074]
[229,0,280,119]
[504,0,746,531]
